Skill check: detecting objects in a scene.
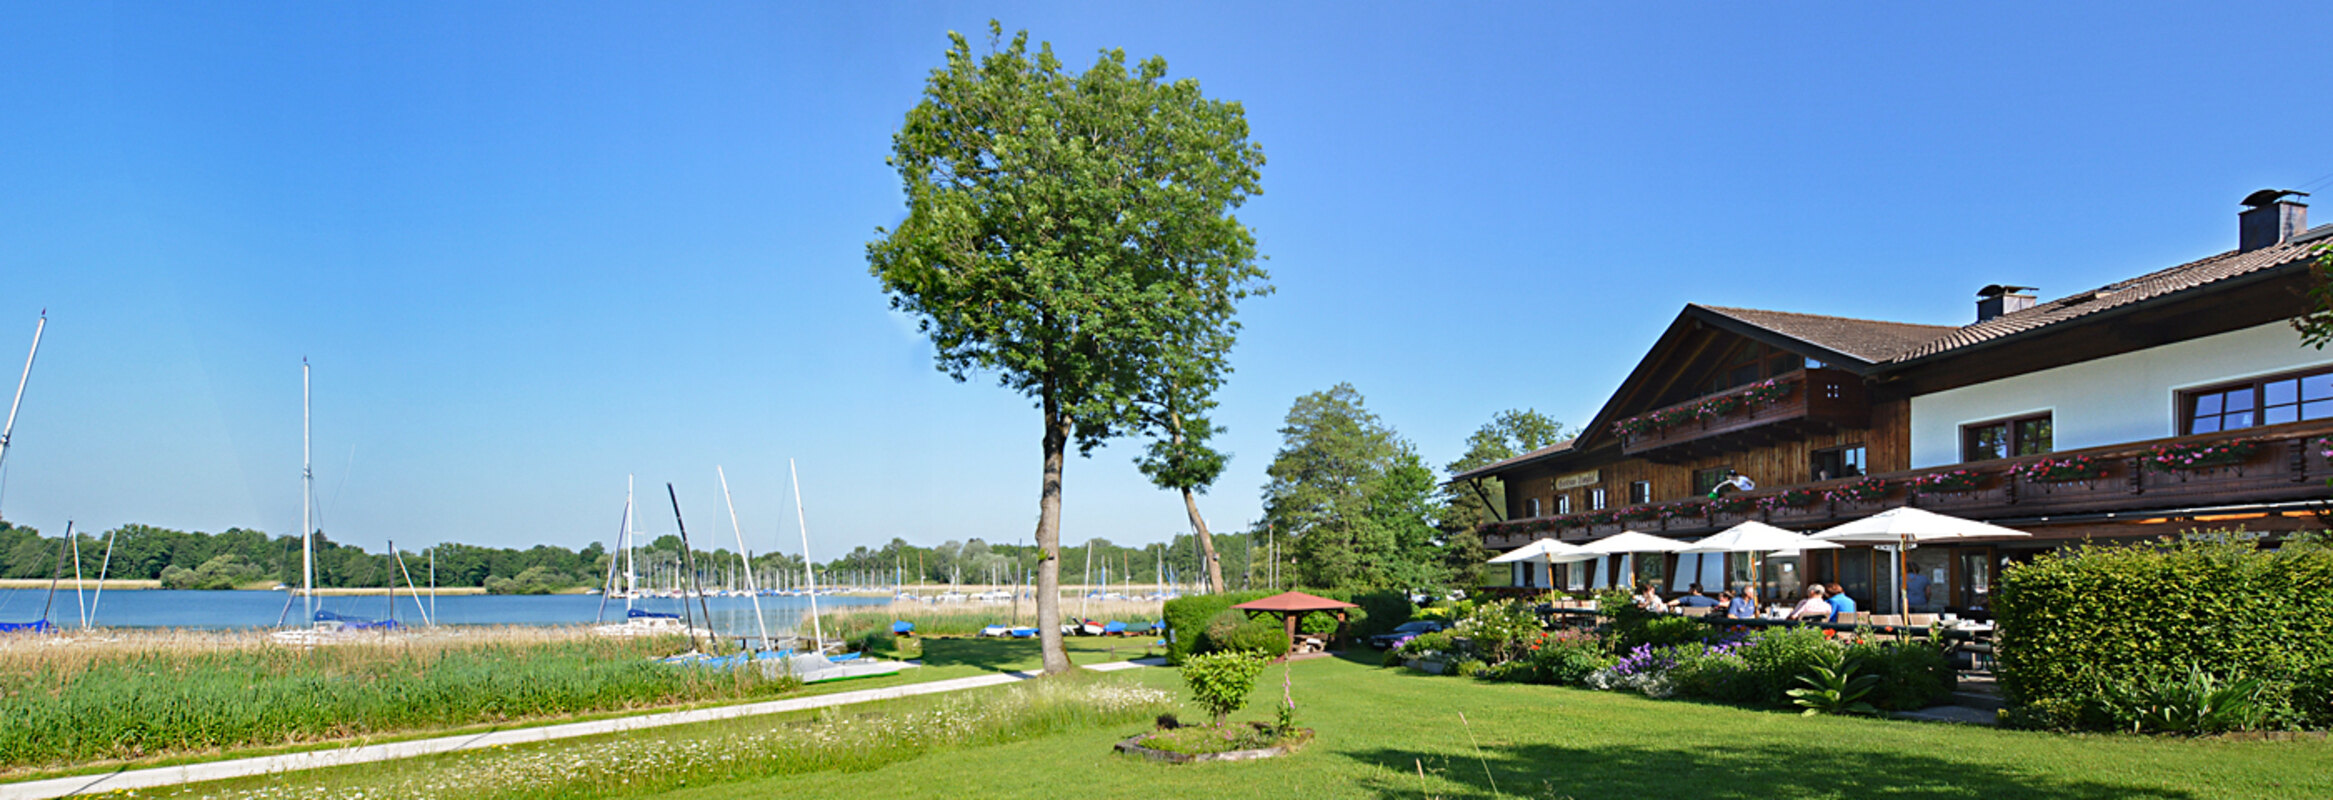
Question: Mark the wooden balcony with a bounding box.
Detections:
[1618,368,1870,463]
[1482,419,2333,551]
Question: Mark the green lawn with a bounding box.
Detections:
[137,646,2333,800]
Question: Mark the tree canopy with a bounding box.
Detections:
[1437,409,1569,586]
[1262,384,1447,591]
[868,23,1268,673]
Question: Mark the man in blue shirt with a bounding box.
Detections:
[1676,582,1723,608]
[1825,582,1857,622]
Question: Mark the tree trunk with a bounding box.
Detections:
[1182,487,1225,594]
[1034,401,1072,675]
[1167,416,1227,594]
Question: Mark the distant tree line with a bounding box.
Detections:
[0,521,614,593]
[0,520,1275,595]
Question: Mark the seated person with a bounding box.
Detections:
[1825,582,1857,622]
[1727,587,1759,619]
[1633,583,1670,614]
[1675,582,1723,608]
[1789,585,1833,620]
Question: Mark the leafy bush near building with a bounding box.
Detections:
[1995,533,2333,731]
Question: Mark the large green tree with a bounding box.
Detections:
[1439,409,1569,586]
[868,24,1268,674]
[1262,384,1445,590]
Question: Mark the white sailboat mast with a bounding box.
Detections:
[789,458,822,647]
[717,466,769,648]
[302,358,314,624]
[0,312,45,494]
[624,474,637,613]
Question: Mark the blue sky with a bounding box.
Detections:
[3,3,2330,558]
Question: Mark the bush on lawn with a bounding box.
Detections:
[1994,532,2333,731]
[1180,651,1270,726]
[1844,638,1955,711]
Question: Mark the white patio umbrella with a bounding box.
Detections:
[1487,538,1590,590]
[1810,507,2030,616]
[1577,530,1693,555]
[1486,537,1586,563]
[1577,531,1692,589]
[1680,521,1840,601]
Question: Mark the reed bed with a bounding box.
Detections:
[0,626,793,773]
[146,673,1173,800]
[817,598,1166,640]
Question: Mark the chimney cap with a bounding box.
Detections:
[1977,284,2037,298]
[2242,189,2309,209]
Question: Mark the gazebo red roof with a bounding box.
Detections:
[1231,591,1358,613]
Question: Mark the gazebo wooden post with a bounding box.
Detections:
[1283,612,1299,654]
[1334,610,1348,650]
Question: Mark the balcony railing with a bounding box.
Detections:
[1482,420,2333,551]
[1617,368,1870,462]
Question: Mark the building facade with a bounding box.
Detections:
[1459,191,2333,617]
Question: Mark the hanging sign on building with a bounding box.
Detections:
[1555,470,1600,490]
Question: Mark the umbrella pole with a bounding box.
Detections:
[1897,535,1910,637]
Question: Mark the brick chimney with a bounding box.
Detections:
[2240,189,2309,252]
[1977,284,2036,323]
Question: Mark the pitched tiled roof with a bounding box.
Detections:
[1448,437,1578,483]
[1695,305,1960,364]
[1891,226,2333,362]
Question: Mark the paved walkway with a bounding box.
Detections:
[3,659,1160,799]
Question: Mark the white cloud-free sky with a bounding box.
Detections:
[3,2,2330,557]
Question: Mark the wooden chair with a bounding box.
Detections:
[1869,614,1904,626]
[1907,614,1939,627]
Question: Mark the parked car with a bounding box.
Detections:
[1367,620,1448,650]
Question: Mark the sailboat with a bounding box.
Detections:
[270,360,399,645]
[595,476,710,639]
[753,459,903,683]
[0,312,53,635]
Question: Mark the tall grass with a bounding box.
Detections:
[146,674,1174,799]
[0,627,792,772]
[818,598,1165,640]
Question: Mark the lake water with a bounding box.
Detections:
[0,589,892,636]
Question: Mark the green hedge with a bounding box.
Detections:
[1995,534,2333,729]
[1161,588,1414,664]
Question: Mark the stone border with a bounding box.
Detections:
[1115,727,1313,764]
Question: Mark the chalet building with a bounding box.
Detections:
[1458,190,2333,616]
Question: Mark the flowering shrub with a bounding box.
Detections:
[1913,469,1985,493]
[1449,599,1546,665]
[2144,441,2258,473]
[2016,455,2107,483]
[1825,478,1892,504]
[1711,495,1760,515]
[1619,505,1663,522]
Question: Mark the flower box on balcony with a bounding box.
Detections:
[1912,469,1985,494]
[2144,441,2258,474]
[2016,455,2107,483]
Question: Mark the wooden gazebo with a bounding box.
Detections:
[1231,591,1359,658]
